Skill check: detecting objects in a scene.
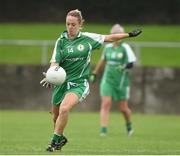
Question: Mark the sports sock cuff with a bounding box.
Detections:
[52,133,64,142]
[101,127,107,133]
[126,122,132,130]
[126,122,132,126]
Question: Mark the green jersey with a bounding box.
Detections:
[51,31,105,82]
[101,42,136,87]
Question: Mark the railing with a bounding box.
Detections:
[128,41,180,65]
[0,39,180,65]
[0,39,54,65]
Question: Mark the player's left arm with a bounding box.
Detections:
[123,43,136,69]
[104,29,142,42]
[117,43,136,71]
[124,62,134,69]
[116,62,134,71]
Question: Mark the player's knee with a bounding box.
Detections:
[59,106,69,114]
[119,104,126,112]
[120,107,126,113]
[120,106,131,114]
[101,101,111,110]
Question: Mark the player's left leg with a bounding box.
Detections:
[100,96,112,136]
[118,100,134,136]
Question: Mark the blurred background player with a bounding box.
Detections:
[90,24,136,136]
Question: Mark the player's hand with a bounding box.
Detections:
[116,64,126,71]
[89,73,97,83]
[128,29,142,37]
[40,72,51,88]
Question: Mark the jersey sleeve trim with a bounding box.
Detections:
[82,32,105,45]
[50,38,61,63]
[122,43,136,63]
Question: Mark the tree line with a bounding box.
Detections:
[0,0,180,24]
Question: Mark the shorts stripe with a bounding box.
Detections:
[80,79,90,102]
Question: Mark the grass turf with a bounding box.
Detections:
[0,110,180,155]
[0,23,180,66]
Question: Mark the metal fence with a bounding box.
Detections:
[0,39,180,65]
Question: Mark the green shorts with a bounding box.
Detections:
[100,81,130,101]
[51,79,89,105]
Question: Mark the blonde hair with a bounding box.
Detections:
[67,9,85,25]
[110,24,124,34]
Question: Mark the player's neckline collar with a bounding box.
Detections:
[60,31,82,39]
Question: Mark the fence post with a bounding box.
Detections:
[134,45,141,65]
[41,44,48,65]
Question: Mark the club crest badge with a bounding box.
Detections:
[117,53,123,58]
[77,44,84,51]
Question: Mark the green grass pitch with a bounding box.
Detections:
[0,110,180,155]
[0,24,180,66]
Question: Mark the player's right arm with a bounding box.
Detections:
[92,59,105,75]
[89,59,105,83]
[40,37,61,87]
[50,62,59,67]
[90,46,106,82]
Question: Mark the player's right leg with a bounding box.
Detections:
[46,134,68,152]
[51,105,59,128]
[46,85,69,152]
[47,105,68,152]
[47,92,79,152]
[46,105,68,152]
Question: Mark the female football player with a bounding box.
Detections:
[90,24,136,136]
[40,9,141,152]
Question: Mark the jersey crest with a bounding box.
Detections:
[77,44,85,51]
